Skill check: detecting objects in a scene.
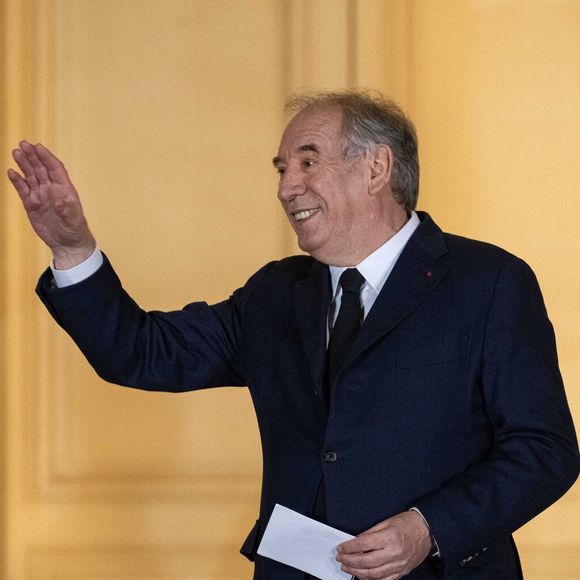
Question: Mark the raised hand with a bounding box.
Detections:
[7,141,96,269]
[336,511,432,580]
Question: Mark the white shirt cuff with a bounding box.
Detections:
[50,247,104,288]
[409,507,440,557]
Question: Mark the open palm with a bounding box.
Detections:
[7,141,95,266]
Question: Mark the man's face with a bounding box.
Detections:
[274,106,375,266]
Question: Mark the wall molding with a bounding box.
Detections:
[283,0,356,95]
[30,321,260,502]
[26,545,250,579]
[2,0,55,578]
[21,0,260,504]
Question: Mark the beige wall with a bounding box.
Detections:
[1,1,579,578]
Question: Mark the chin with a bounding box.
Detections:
[296,236,344,265]
[297,237,324,257]
[296,235,314,254]
[301,246,334,265]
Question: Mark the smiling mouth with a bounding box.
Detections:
[292,208,320,222]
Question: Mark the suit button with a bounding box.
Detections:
[323,451,337,463]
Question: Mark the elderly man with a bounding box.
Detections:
[7,91,579,579]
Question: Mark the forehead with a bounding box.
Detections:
[278,106,344,155]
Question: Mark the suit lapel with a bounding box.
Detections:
[293,213,450,392]
[343,213,450,372]
[294,261,331,398]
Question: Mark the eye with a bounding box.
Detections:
[302,159,316,168]
[274,166,285,175]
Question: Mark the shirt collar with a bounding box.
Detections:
[329,211,420,297]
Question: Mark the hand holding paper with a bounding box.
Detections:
[257,504,354,580]
[336,511,432,579]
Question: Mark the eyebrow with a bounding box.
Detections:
[299,143,319,154]
[272,143,320,167]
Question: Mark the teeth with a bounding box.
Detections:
[295,210,314,221]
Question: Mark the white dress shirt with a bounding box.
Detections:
[51,246,104,287]
[328,211,420,325]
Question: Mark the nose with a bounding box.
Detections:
[277,166,306,202]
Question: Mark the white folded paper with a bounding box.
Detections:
[257,504,355,580]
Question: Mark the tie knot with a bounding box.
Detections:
[339,268,365,294]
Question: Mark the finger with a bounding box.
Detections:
[337,547,388,569]
[34,143,71,185]
[339,531,384,554]
[20,141,50,184]
[340,561,398,580]
[12,147,39,188]
[7,168,31,198]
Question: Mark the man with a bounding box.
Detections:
[7,91,580,579]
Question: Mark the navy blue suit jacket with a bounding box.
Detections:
[37,212,579,579]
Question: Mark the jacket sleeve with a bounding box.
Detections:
[412,257,580,573]
[36,254,272,392]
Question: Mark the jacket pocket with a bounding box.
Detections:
[396,335,469,369]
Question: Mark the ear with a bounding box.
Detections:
[368,145,393,196]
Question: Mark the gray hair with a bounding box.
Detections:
[285,90,420,212]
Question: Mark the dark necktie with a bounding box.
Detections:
[310,269,365,549]
[326,268,365,396]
